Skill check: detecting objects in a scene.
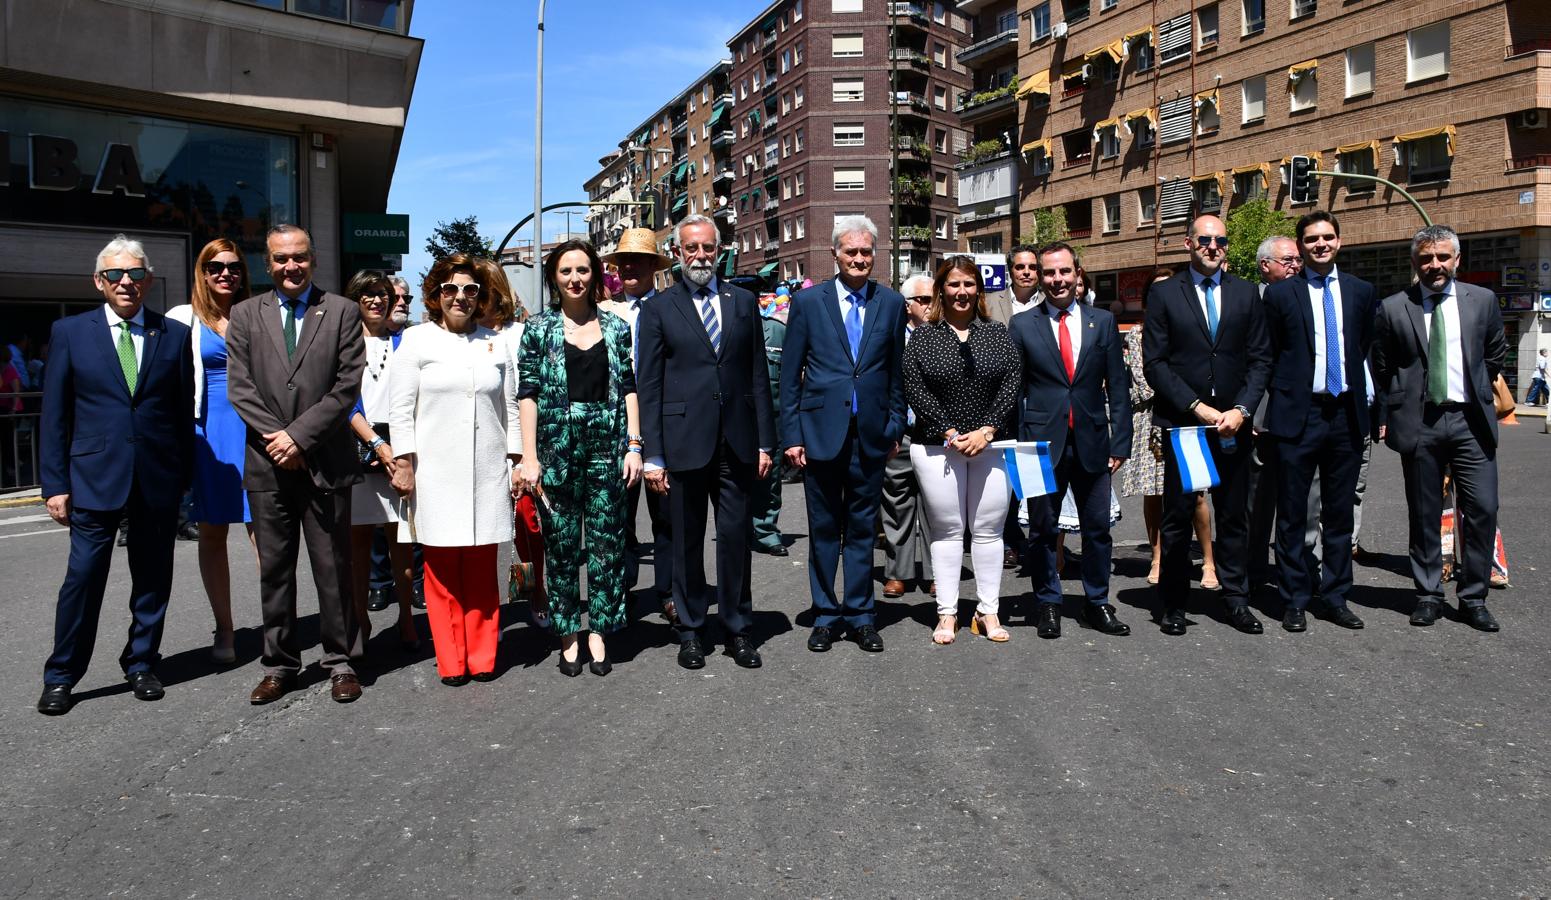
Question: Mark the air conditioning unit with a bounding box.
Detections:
[1080,63,1093,80]
[1052,22,1069,39]
[1514,110,1546,130]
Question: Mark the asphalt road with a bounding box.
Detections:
[2,424,1548,899]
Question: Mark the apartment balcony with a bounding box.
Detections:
[764,196,781,214]
[762,30,778,52]
[717,92,733,107]
[1507,38,1551,57]
[671,118,687,137]
[898,226,934,247]
[889,2,929,32]
[713,165,735,183]
[888,48,929,70]
[764,240,781,255]
[891,136,933,163]
[1508,154,1551,171]
[762,116,779,133]
[713,205,737,223]
[955,84,1017,122]
[711,129,736,149]
[762,73,778,93]
[891,94,931,121]
[955,25,1017,66]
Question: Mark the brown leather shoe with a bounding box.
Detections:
[330,673,362,703]
[925,581,936,596]
[249,675,293,705]
[883,579,906,598]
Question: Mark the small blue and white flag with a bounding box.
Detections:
[1168,426,1221,492]
[992,440,1057,501]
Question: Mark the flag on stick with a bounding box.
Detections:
[993,440,1057,501]
[1168,426,1221,492]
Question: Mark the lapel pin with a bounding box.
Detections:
[147,329,158,337]
[314,309,324,317]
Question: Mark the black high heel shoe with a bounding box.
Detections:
[588,655,612,677]
[558,655,584,677]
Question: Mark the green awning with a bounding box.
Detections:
[750,110,762,126]
[672,162,688,181]
[636,130,649,145]
[671,195,687,212]
[758,263,779,277]
[709,104,726,126]
[721,247,738,277]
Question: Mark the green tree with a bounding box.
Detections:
[424,215,492,260]
[1224,198,1295,284]
[1018,206,1085,260]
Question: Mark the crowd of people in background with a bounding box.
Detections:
[31,209,1514,715]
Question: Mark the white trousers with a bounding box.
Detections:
[910,443,1011,616]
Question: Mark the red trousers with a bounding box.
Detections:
[421,544,500,678]
[512,494,545,595]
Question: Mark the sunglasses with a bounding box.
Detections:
[1194,236,1230,249]
[439,282,482,299]
[202,260,244,276]
[359,289,390,300]
[99,267,150,283]
[907,295,932,303]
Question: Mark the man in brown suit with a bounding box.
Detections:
[227,225,367,703]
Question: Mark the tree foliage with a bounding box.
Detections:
[1224,199,1295,284]
[424,215,492,261]
[1018,206,1085,260]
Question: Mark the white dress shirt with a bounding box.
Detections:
[103,303,146,369]
[1188,266,1221,328]
[836,278,868,334]
[1044,298,1083,365]
[1009,290,1040,318]
[1422,281,1466,403]
[276,284,313,341]
[1305,266,1347,396]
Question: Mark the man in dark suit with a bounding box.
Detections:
[1143,214,1271,635]
[37,237,194,715]
[1009,242,1132,639]
[638,216,776,670]
[781,215,908,653]
[227,225,367,704]
[1373,224,1505,631]
[1262,211,1374,632]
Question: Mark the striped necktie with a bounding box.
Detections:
[698,288,721,354]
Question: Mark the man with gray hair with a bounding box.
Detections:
[37,236,194,715]
[1247,233,1306,588]
[780,215,908,653]
[1373,224,1505,631]
[877,272,934,598]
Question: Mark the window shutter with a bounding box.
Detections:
[1160,178,1192,223]
[1159,97,1193,144]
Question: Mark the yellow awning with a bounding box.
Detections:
[1194,88,1219,108]
[1394,124,1456,157]
[1085,40,1124,64]
[1124,107,1157,127]
[1287,59,1318,90]
[1231,162,1272,189]
[1336,139,1381,169]
[1090,117,1122,142]
[1190,171,1219,183]
[1281,152,1324,170]
[1061,57,1088,79]
[1123,26,1153,46]
[1021,137,1053,156]
[1015,69,1051,99]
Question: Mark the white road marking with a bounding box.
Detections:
[0,514,55,526]
[0,527,67,540]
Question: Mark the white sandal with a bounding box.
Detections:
[971,613,1010,642]
[932,615,957,645]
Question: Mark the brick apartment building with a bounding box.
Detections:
[962,0,1551,391]
[583,149,634,260]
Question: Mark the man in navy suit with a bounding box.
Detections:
[37,236,194,715]
[637,216,776,670]
[1262,211,1374,632]
[780,215,908,653]
[1143,215,1272,636]
[1009,243,1132,639]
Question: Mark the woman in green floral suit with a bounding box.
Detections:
[516,240,643,677]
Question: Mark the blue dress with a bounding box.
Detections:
[190,320,250,524]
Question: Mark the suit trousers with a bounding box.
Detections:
[1247,438,1318,587]
[1028,438,1114,608]
[750,458,785,551]
[803,424,887,629]
[910,443,1008,616]
[1274,399,1363,611]
[250,478,360,676]
[1158,429,1252,610]
[1401,407,1498,608]
[421,544,500,678]
[625,476,672,599]
[878,434,932,582]
[669,436,756,640]
[45,485,177,685]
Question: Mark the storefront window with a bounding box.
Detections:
[1,96,299,290]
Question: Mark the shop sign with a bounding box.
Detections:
[343,213,410,253]
[1502,265,1528,288]
[1,132,146,196]
[972,253,1006,292]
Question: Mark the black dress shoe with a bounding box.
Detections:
[678,637,706,670]
[728,636,762,669]
[37,684,72,716]
[1083,604,1131,636]
[558,654,584,677]
[410,584,426,610]
[367,587,392,612]
[1462,604,1500,632]
[1282,608,1307,632]
[1227,605,1264,634]
[589,656,613,676]
[1327,605,1365,629]
[126,671,165,701]
[442,673,471,686]
[470,671,497,682]
[1409,601,1441,626]
[807,625,834,653]
[758,544,789,557]
[1036,603,1062,639]
[854,624,885,652]
[1160,609,1188,636]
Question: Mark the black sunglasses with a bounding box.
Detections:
[1194,236,1229,249]
[202,260,244,276]
[99,267,150,283]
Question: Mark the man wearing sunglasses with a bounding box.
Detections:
[1261,211,1375,633]
[37,236,195,715]
[1142,214,1271,636]
[226,224,367,704]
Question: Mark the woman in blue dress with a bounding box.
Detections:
[167,238,256,664]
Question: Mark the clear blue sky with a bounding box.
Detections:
[388,0,771,282]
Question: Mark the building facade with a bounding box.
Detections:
[584,149,634,259]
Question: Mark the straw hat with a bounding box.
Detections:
[602,227,673,271]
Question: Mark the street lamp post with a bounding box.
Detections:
[532,0,546,309]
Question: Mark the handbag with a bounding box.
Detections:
[357,422,392,472]
[1492,375,1515,418]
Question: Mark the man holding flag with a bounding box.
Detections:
[1009,243,1132,638]
[1143,215,1272,636]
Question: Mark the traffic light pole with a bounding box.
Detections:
[1309,171,1434,227]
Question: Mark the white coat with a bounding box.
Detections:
[389,322,521,547]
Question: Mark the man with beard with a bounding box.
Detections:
[636,215,775,669]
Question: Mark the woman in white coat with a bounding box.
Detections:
[389,254,521,686]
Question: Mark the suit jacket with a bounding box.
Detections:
[517,309,633,487]
[226,285,366,491]
[985,288,1042,328]
[1142,269,1270,430]
[779,277,907,461]
[1009,302,1133,473]
[1262,270,1376,439]
[1372,281,1505,456]
[637,280,775,471]
[40,307,194,510]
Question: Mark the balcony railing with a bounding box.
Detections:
[956,26,1018,65]
[764,197,781,213]
[892,137,932,161]
[764,240,781,255]
[1066,226,1093,239]
[956,84,1017,115]
[713,205,737,222]
[711,130,735,148]
[889,49,929,70]
[1507,38,1551,57]
[762,73,778,92]
[714,166,735,182]
[1508,154,1551,171]
[763,116,779,133]
[889,2,929,26]
[891,94,931,116]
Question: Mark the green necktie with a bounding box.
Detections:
[116,320,138,393]
[283,299,298,358]
[1427,295,1449,405]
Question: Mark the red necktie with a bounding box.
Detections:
[1058,308,1075,427]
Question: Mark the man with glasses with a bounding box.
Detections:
[227,224,367,704]
[36,236,194,715]
[877,273,934,599]
[1261,211,1375,632]
[636,215,775,670]
[1143,214,1271,636]
[1247,235,1307,588]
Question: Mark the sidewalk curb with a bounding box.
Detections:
[0,495,44,509]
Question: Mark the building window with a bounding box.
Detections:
[782,135,791,158]
[1193,178,1222,215]
[796,217,806,239]
[1234,170,1267,202]
[1198,4,1219,47]
[1160,178,1192,223]
[933,1,947,24]
[933,85,948,109]
[832,0,861,11]
[935,215,950,239]
[795,41,804,64]
[794,85,804,107]
[1158,13,1192,65]
[832,33,863,57]
[932,41,947,67]
[795,171,806,195]
[795,127,804,152]
[1062,130,1092,167]
[794,0,803,20]
[1103,195,1121,233]
[781,49,792,73]
[1291,0,1315,19]
[783,219,792,242]
[1291,67,1317,111]
[833,122,864,147]
[782,93,792,115]
[833,78,864,102]
[834,167,865,191]
[1408,22,1449,82]
[765,140,779,167]
[1403,134,1452,184]
[1242,0,1265,34]
[1241,76,1265,122]
[1159,96,1193,145]
[1346,43,1375,97]
[933,171,948,196]
[1030,2,1051,41]
[1134,115,1154,147]
[1101,0,1117,9]
[1338,147,1376,194]
[1064,0,1089,25]
[1138,187,1157,223]
[1133,35,1154,71]
[1097,54,1120,83]
[1098,124,1121,159]
[782,177,792,199]
[1197,97,1220,134]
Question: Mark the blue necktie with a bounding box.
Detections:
[845,291,864,413]
[698,288,721,354]
[1203,278,1219,341]
[1320,275,1343,394]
